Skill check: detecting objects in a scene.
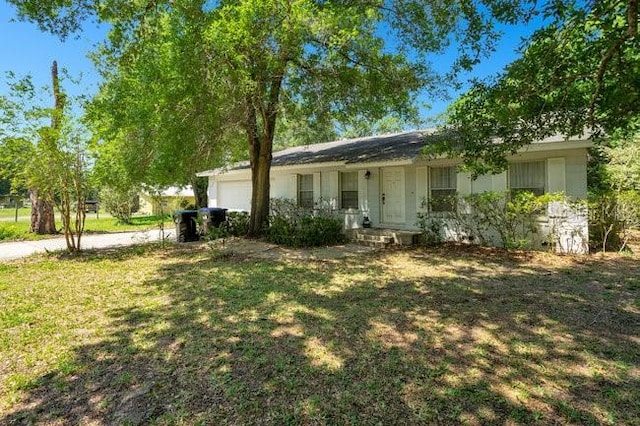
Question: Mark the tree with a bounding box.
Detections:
[0,71,57,234]
[0,137,32,201]
[9,0,538,235]
[431,0,640,175]
[0,64,91,249]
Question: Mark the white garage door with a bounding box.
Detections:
[218,180,252,211]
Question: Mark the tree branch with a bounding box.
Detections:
[589,34,629,124]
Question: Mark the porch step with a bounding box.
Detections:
[351,228,422,248]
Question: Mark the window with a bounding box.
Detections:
[340,172,359,209]
[430,166,457,212]
[510,161,545,196]
[298,174,314,208]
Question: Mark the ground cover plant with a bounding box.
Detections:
[1,242,638,425]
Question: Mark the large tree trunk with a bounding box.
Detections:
[29,188,56,234]
[29,61,64,237]
[246,72,282,237]
[248,134,272,236]
[191,176,208,209]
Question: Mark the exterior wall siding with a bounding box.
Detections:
[205,146,589,253]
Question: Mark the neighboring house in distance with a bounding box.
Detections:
[139,186,196,216]
[197,130,592,253]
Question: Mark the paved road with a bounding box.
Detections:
[0,229,168,261]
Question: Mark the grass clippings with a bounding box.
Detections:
[1,242,638,425]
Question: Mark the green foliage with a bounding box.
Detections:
[418,191,565,250]
[432,1,640,175]
[265,198,344,248]
[416,198,445,246]
[203,211,250,241]
[602,136,640,192]
[0,223,22,241]
[1,66,91,245]
[589,191,640,252]
[99,186,139,224]
[0,137,33,198]
[226,211,250,237]
[205,222,231,241]
[465,191,563,249]
[7,0,544,236]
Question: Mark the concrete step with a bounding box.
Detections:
[355,233,392,244]
[351,228,421,248]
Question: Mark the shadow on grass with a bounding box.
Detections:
[3,245,639,425]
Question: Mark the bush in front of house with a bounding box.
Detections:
[588,190,640,252]
[227,211,250,237]
[265,198,345,247]
[204,211,251,241]
[417,191,566,250]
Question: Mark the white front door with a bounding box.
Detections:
[382,167,405,224]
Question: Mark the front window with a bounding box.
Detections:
[510,161,545,196]
[430,166,457,212]
[298,174,314,208]
[341,172,358,209]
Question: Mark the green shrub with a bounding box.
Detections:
[227,211,250,237]
[589,190,640,252]
[417,191,565,250]
[265,198,345,247]
[205,222,231,241]
[99,186,139,224]
[0,223,22,241]
[416,198,445,246]
[464,191,561,249]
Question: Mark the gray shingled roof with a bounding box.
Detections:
[269,130,430,167]
[197,129,590,176]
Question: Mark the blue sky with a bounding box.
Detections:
[0,2,107,100]
[0,1,540,123]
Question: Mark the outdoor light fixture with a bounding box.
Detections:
[364,170,371,179]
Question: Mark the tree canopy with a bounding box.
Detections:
[431,0,640,175]
[8,0,544,234]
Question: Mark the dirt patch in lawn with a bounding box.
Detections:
[201,237,377,262]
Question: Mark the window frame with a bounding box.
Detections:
[340,171,359,210]
[509,160,546,196]
[429,166,457,213]
[297,174,314,208]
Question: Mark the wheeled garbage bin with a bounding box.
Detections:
[199,207,228,235]
[173,210,199,242]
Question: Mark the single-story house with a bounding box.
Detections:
[139,186,196,216]
[197,130,592,253]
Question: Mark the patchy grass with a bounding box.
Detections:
[0,243,638,425]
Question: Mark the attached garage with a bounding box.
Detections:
[214,179,252,211]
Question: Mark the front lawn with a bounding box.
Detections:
[0,213,172,241]
[1,244,638,425]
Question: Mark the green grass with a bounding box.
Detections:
[1,244,638,425]
[0,213,172,241]
[0,207,30,219]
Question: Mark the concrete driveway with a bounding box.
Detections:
[0,229,167,261]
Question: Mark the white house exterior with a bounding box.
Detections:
[198,130,592,253]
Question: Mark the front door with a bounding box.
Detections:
[382,167,405,224]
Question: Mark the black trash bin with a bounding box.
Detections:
[173,210,199,242]
[199,207,228,235]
